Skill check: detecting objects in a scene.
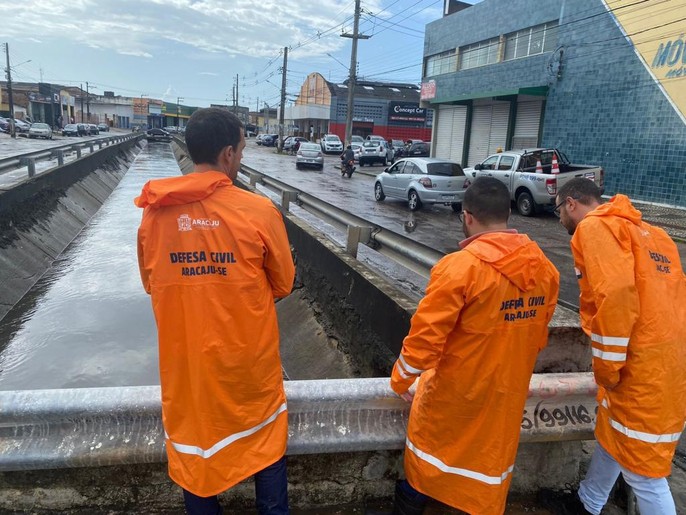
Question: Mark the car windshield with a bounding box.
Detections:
[33,123,50,129]
[324,136,340,141]
[426,162,464,177]
[300,143,319,151]
[362,141,378,147]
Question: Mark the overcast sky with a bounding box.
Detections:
[1,0,454,109]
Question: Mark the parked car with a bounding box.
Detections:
[359,140,392,167]
[0,117,10,133]
[320,134,343,154]
[350,142,363,162]
[406,142,430,157]
[88,124,99,135]
[390,139,406,158]
[97,123,110,132]
[28,122,53,139]
[351,135,365,144]
[373,158,470,211]
[62,124,80,137]
[76,123,90,136]
[463,148,604,216]
[261,134,280,147]
[366,135,386,142]
[283,136,309,152]
[14,119,31,133]
[146,128,171,143]
[295,143,324,170]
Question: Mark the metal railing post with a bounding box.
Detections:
[346,226,372,258]
[88,143,94,153]
[281,191,299,212]
[20,158,36,178]
[55,150,64,166]
[75,146,82,158]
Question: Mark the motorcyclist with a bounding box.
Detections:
[340,145,356,177]
[341,145,355,163]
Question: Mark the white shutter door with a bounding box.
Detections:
[435,105,466,162]
[434,106,455,159]
[488,103,510,154]
[512,101,542,149]
[468,105,492,166]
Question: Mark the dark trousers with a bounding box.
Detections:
[393,480,429,515]
[183,455,289,515]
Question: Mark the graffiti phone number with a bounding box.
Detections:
[522,401,598,430]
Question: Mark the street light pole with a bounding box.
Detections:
[176,96,184,128]
[341,0,370,146]
[3,42,16,138]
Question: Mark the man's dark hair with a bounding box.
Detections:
[185,108,243,165]
[557,177,602,205]
[463,177,510,224]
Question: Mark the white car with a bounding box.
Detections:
[28,123,52,139]
[373,158,471,211]
[320,134,343,154]
[359,140,393,167]
[350,142,363,161]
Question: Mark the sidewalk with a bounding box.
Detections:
[631,200,686,243]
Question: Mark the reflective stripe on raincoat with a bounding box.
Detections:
[571,194,686,477]
[135,170,295,496]
[391,232,559,514]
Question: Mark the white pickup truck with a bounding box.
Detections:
[464,148,604,216]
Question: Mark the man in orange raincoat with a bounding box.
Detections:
[390,177,560,514]
[136,108,295,514]
[551,178,686,514]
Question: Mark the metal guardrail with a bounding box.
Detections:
[0,134,142,178]
[241,164,444,279]
[0,374,597,471]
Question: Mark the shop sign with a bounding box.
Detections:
[652,35,686,78]
[27,92,52,103]
[352,117,374,122]
[388,102,426,122]
[420,80,436,101]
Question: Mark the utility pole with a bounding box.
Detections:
[264,102,270,134]
[176,96,184,128]
[235,74,239,115]
[278,46,288,153]
[3,42,16,138]
[80,83,84,122]
[341,0,370,146]
[86,81,91,123]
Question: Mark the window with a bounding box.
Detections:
[481,155,499,170]
[498,156,515,170]
[504,21,559,61]
[459,38,499,70]
[425,49,458,77]
[403,162,420,175]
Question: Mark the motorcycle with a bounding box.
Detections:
[341,158,355,178]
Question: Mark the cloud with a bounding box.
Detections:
[199,72,219,76]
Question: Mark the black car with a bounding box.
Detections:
[76,123,90,136]
[88,124,99,135]
[146,128,171,143]
[406,142,430,157]
[62,124,80,137]
[0,117,9,133]
[97,123,110,132]
[261,134,280,147]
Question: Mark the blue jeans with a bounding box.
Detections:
[579,443,676,515]
[183,455,289,515]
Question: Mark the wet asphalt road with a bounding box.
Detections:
[245,141,580,308]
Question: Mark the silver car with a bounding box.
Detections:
[373,158,470,211]
[295,143,324,170]
[28,122,53,139]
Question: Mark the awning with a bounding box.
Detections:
[428,86,548,105]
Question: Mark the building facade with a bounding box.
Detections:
[423,0,686,206]
[286,73,433,143]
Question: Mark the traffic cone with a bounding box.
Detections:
[551,154,560,174]
[535,159,543,173]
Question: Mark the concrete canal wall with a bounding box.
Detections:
[0,137,143,322]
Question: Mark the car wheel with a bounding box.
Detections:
[516,191,537,217]
[374,182,386,201]
[295,163,301,170]
[408,190,422,211]
[451,202,462,213]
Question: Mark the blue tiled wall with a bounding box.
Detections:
[425,0,686,206]
[542,1,686,206]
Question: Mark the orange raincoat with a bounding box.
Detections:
[135,171,295,497]
[391,232,559,514]
[571,194,686,477]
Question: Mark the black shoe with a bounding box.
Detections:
[537,488,593,514]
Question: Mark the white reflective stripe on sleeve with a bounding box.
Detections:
[406,438,514,486]
[167,402,287,459]
[600,399,682,443]
[399,354,424,375]
[395,361,411,379]
[592,348,626,362]
[591,333,630,347]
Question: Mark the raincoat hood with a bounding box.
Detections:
[465,232,545,293]
[134,171,231,208]
[587,194,642,226]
